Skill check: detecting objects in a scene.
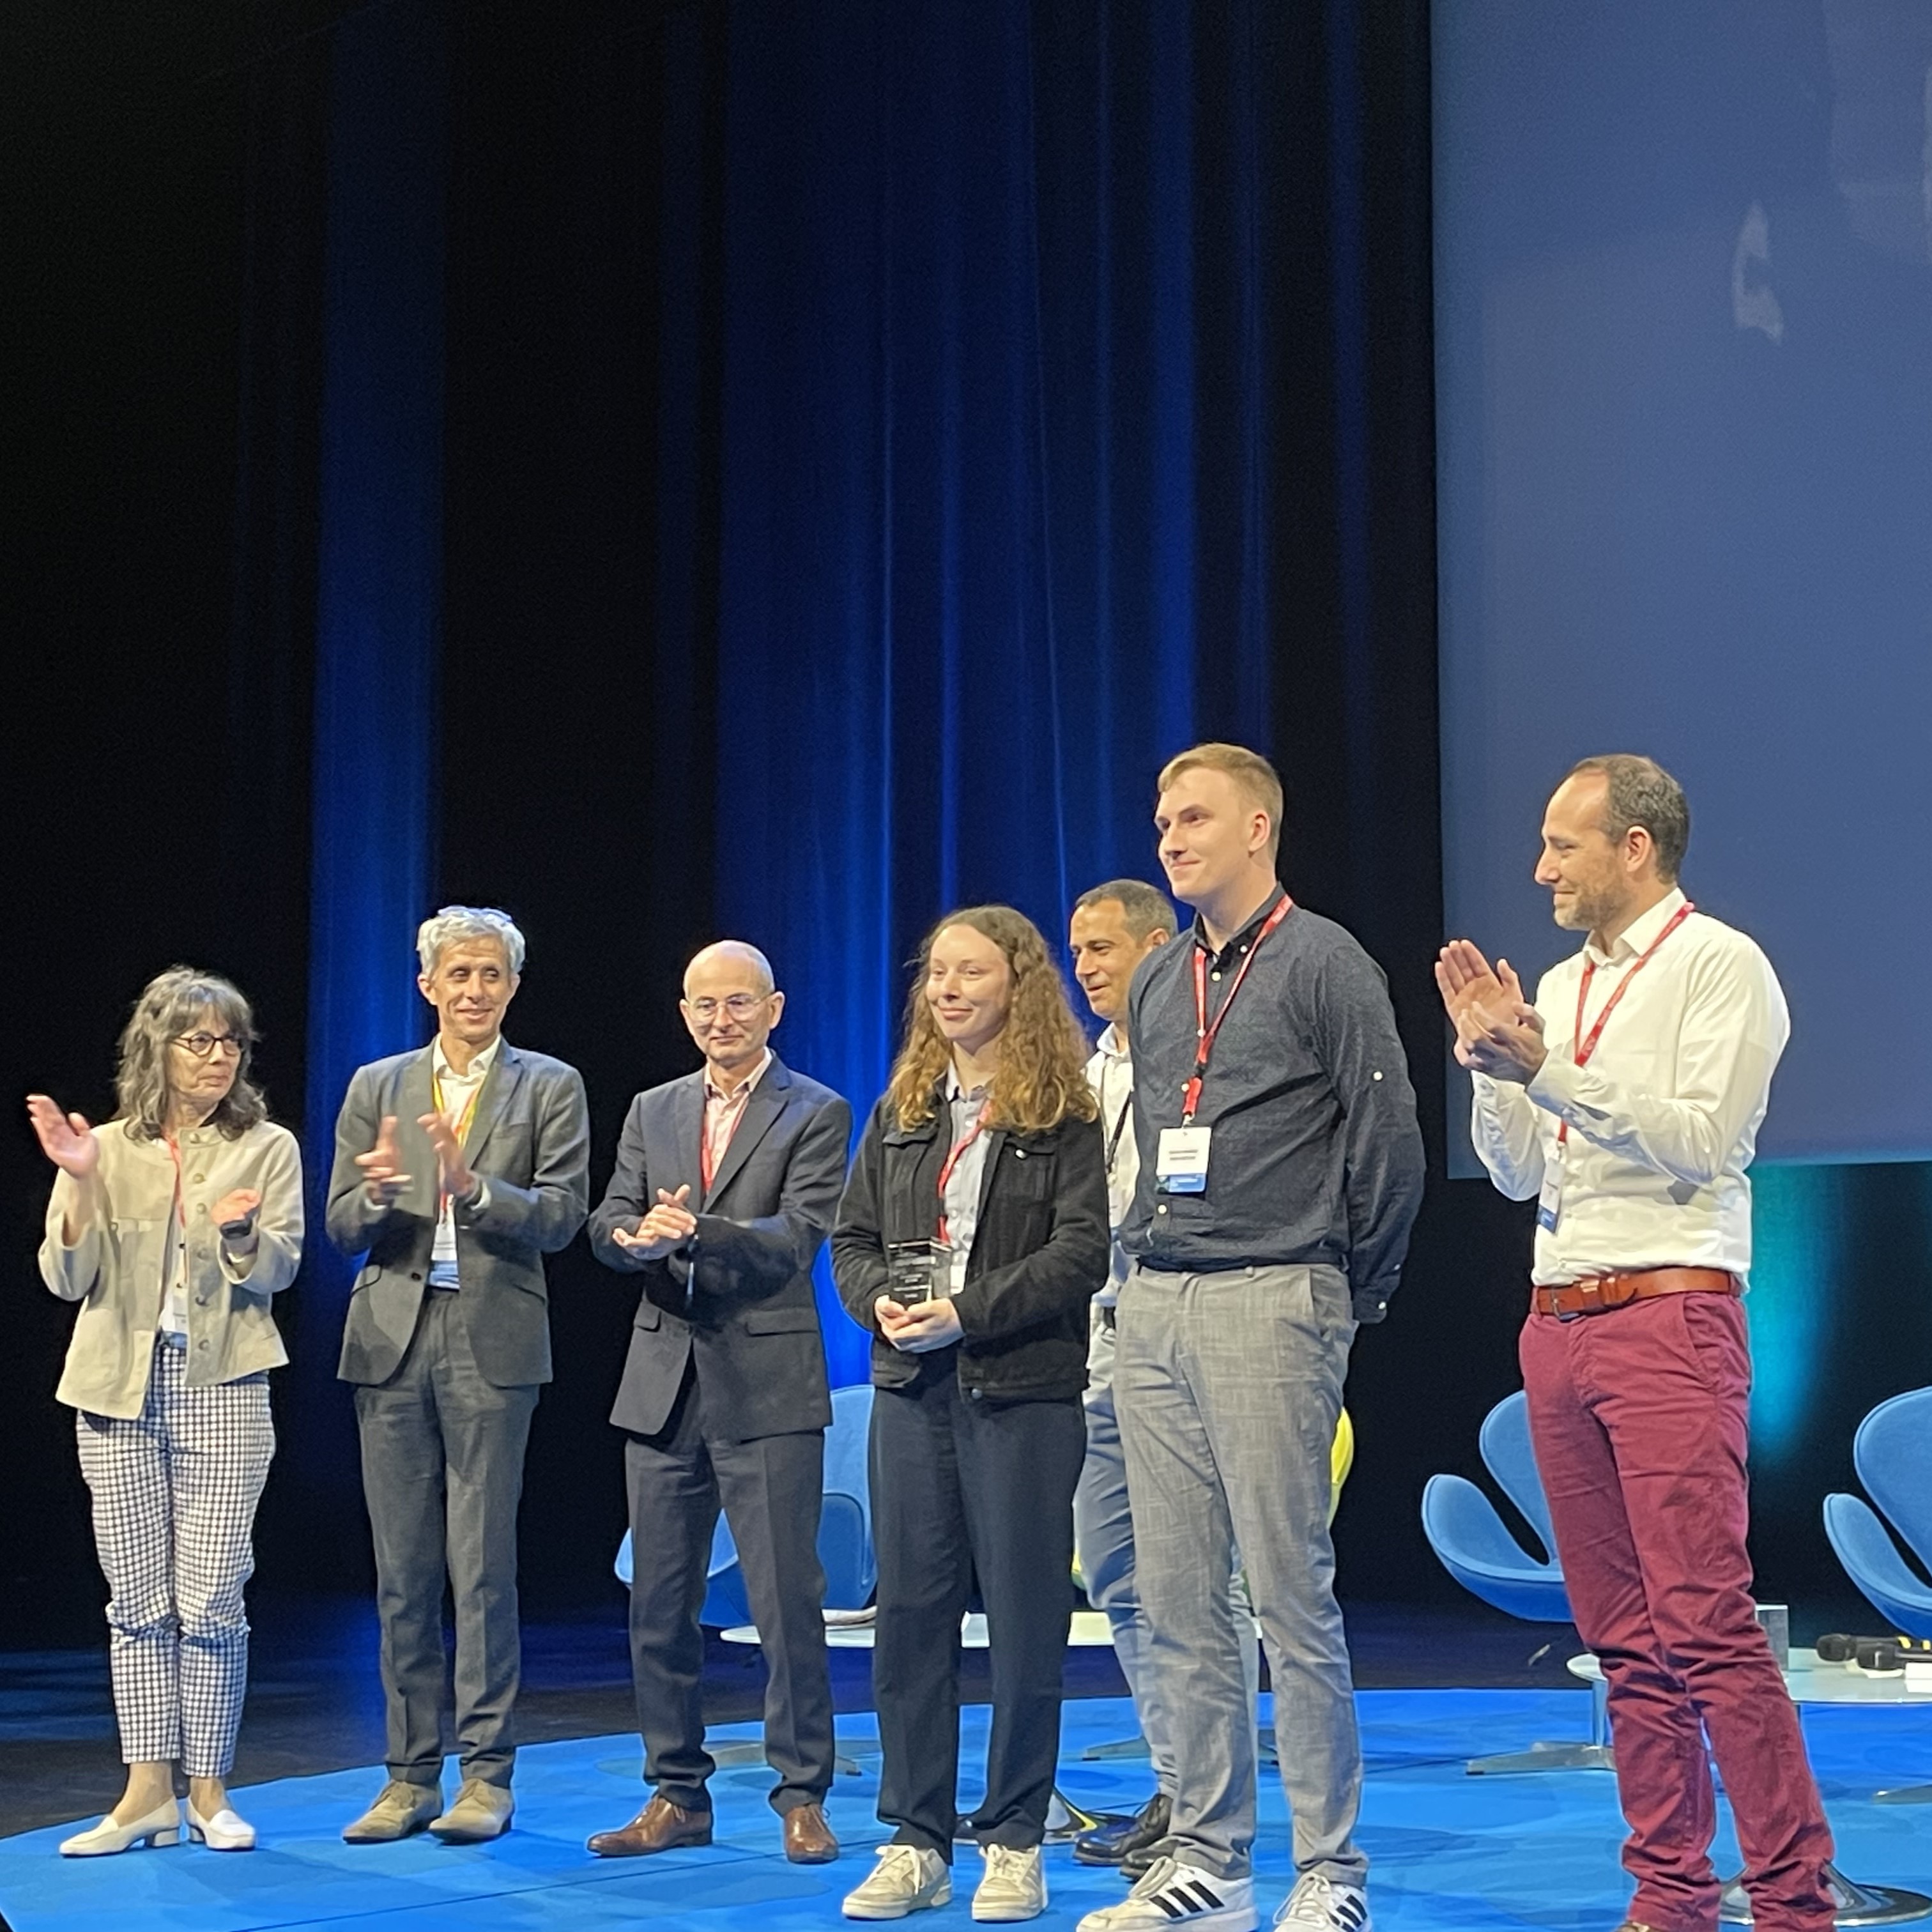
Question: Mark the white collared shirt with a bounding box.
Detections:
[1469,887,1790,1285]
[940,1068,993,1297]
[702,1048,772,1192]
[428,1034,501,1284]
[160,1202,190,1337]
[1085,1025,1137,1307]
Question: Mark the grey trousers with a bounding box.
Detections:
[355,1291,538,1788]
[1075,1304,1260,1796]
[1116,1262,1363,1885]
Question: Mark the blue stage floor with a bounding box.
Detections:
[5,1690,1932,1931]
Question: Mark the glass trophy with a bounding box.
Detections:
[886,1239,950,1305]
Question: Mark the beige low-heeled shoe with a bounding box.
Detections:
[185,1798,256,1851]
[58,1797,183,1857]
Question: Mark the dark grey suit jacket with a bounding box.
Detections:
[328,1039,590,1388]
[588,1054,850,1443]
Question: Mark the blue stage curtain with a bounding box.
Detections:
[298,1,447,1470]
[664,1,1293,1381]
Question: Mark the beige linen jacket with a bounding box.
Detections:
[40,1117,303,1418]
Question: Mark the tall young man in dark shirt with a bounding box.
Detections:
[1078,746,1424,1932]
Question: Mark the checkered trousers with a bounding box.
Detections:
[75,1339,276,1776]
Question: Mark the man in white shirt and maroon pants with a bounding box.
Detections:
[1438,755,1833,1932]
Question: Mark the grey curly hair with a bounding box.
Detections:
[417,905,527,976]
[114,967,268,1142]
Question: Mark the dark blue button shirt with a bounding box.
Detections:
[1121,888,1425,1322]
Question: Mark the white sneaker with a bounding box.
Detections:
[843,1843,953,1919]
[974,1843,1047,1921]
[1076,1855,1259,1932]
[1273,1873,1370,1932]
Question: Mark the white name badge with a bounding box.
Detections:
[1536,1145,1564,1233]
[1156,1126,1212,1195]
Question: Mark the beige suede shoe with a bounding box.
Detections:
[428,1779,514,1843]
[342,1781,443,1844]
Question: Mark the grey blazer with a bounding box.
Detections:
[327,1039,590,1389]
[588,1054,851,1443]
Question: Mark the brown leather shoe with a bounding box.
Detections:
[586,1794,714,1857]
[783,1801,839,1864]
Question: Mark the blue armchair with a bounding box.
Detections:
[615,1381,877,1627]
[1824,1385,1932,1804]
[1421,1390,1610,1773]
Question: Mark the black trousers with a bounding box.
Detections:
[624,1361,835,1814]
[870,1361,1085,1859]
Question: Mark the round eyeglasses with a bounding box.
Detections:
[686,993,769,1025]
[172,1032,249,1059]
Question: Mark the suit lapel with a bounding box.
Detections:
[671,1074,707,1202]
[390,1046,436,1215]
[459,1041,523,1172]
[703,1062,790,1209]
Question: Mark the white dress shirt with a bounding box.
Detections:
[939,1069,993,1297]
[428,1034,500,1287]
[1085,1025,1138,1307]
[1469,887,1790,1286]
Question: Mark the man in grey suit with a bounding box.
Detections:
[327,905,589,1846]
[585,940,851,1866]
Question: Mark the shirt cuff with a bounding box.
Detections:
[1524,1053,1584,1121]
[1349,1274,1401,1324]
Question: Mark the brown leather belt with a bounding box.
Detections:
[1531,1266,1740,1321]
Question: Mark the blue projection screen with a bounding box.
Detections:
[1434,0,1932,1169]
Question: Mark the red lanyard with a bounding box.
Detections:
[935,1100,992,1246]
[1182,895,1294,1122]
[1556,900,1694,1145]
[160,1134,188,1319]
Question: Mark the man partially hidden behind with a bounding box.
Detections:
[1066,878,1194,1872]
[1438,755,1834,1932]
[329,906,590,1844]
[1081,744,1424,1932]
[585,942,852,1866]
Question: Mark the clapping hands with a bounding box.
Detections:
[613,1184,698,1260]
[355,1114,411,1207]
[1435,940,1548,1083]
[26,1095,98,1176]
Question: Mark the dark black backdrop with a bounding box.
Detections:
[3,1,1880,1657]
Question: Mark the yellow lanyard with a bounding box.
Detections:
[430,1067,485,1210]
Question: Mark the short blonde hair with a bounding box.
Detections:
[1156,742,1283,860]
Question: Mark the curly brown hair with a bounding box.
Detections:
[114,966,268,1142]
[885,906,1100,1134]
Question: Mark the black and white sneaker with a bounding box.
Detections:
[1272,1873,1370,1932]
[1075,1855,1259,1932]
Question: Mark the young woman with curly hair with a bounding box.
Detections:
[833,906,1110,1924]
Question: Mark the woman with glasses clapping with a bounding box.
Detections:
[29,967,303,1857]
[832,907,1108,1924]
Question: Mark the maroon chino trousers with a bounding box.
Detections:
[1519,1291,1835,1932]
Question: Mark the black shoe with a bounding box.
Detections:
[1072,1791,1170,1869]
[1120,1831,1179,1882]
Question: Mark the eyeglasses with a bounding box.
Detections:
[172,1032,248,1059]
[686,993,769,1025]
